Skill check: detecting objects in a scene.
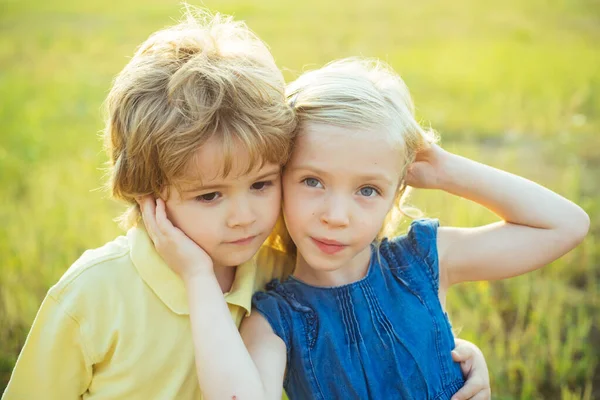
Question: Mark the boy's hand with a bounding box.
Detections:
[450,339,491,400]
[139,196,213,280]
[405,143,450,190]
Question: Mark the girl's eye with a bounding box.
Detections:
[251,180,273,191]
[358,187,378,197]
[303,178,322,188]
[196,192,221,202]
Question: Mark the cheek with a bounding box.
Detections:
[166,202,220,243]
[259,189,282,225]
[283,183,307,214]
[283,198,318,243]
[164,200,189,230]
[356,201,392,234]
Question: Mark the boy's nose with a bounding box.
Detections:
[227,198,257,228]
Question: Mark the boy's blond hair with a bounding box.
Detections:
[104,7,296,228]
[286,58,436,239]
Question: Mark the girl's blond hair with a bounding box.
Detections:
[285,58,436,240]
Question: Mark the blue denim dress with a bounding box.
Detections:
[253,219,464,399]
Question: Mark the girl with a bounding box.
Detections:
[240,58,589,399]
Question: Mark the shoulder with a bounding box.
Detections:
[391,218,439,248]
[252,279,291,313]
[382,219,439,259]
[382,218,441,291]
[251,280,297,349]
[253,277,317,316]
[253,279,313,313]
[48,233,140,315]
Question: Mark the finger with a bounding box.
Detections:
[452,346,475,363]
[154,198,174,235]
[450,380,481,400]
[452,352,473,378]
[470,389,491,400]
[139,196,160,243]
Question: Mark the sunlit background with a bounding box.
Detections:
[1,0,598,398]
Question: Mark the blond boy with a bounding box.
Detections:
[3,9,296,399]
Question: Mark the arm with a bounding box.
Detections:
[138,197,286,400]
[240,312,288,399]
[183,275,286,400]
[3,295,92,400]
[406,144,590,289]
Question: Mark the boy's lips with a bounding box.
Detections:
[310,237,347,255]
[225,235,258,245]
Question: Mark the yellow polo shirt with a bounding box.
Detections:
[3,227,293,400]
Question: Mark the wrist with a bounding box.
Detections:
[180,262,215,284]
[435,150,463,191]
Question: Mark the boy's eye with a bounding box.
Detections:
[358,187,378,197]
[251,180,273,191]
[196,192,221,202]
[303,178,322,188]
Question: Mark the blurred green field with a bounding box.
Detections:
[1,0,598,398]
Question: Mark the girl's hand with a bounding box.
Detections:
[138,196,214,281]
[450,339,491,400]
[405,143,450,190]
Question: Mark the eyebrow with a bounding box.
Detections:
[183,167,281,193]
[290,165,395,186]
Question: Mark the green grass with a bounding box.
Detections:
[1,0,599,397]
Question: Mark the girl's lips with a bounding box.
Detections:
[311,237,347,254]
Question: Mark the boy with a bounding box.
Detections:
[3,7,490,400]
[3,8,296,399]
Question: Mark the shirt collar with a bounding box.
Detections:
[224,256,257,317]
[128,227,257,316]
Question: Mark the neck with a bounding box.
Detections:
[212,264,238,293]
[293,246,372,287]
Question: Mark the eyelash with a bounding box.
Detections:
[195,192,221,203]
[302,177,323,188]
[301,178,381,197]
[194,180,274,203]
[357,186,380,197]
[251,180,274,191]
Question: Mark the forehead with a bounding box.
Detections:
[288,123,403,181]
[179,136,272,187]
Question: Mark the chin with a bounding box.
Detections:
[217,250,258,268]
[303,254,347,272]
